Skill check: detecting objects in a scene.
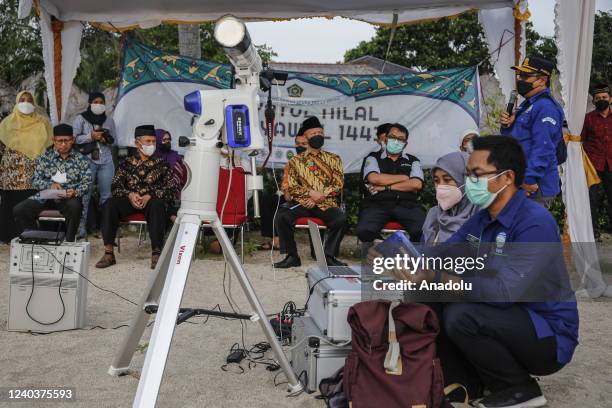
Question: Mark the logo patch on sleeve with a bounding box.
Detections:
[542,117,557,125]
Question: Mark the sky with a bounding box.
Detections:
[246,0,612,63]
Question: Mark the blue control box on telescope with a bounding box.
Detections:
[226,104,251,148]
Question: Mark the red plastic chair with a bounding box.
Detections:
[381,221,405,234]
[201,166,248,260]
[295,216,327,230]
[117,213,147,253]
[355,221,406,246]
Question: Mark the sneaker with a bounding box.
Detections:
[95,252,116,268]
[475,380,546,408]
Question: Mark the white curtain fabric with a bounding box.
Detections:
[39,11,57,123]
[39,9,83,124]
[555,0,607,297]
[479,7,516,101]
[27,0,513,27]
[479,1,528,101]
[59,22,83,123]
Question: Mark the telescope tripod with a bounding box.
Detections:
[108,211,303,407]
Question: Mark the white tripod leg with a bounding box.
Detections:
[211,219,302,393]
[133,215,200,408]
[108,221,180,376]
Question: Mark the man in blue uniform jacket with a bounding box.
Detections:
[500,56,565,207]
[393,136,579,408]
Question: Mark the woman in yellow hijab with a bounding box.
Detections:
[0,91,53,243]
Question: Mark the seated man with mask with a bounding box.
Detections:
[96,125,177,269]
[273,116,346,268]
[14,124,92,242]
[356,123,425,242]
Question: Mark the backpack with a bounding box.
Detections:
[344,300,466,408]
[319,367,348,408]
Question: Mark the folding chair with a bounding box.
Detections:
[117,213,147,253]
[201,166,248,261]
[38,210,66,234]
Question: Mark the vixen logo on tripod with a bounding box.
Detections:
[176,245,187,264]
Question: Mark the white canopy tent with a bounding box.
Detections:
[18,0,529,124]
[18,0,606,295]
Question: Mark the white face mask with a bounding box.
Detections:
[17,102,35,115]
[90,103,106,115]
[140,144,156,157]
[51,171,67,184]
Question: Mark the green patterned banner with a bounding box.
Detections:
[117,38,233,100]
[287,67,479,121]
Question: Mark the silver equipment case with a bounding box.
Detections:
[305,266,362,342]
[290,315,351,393]
[8,238,90,332]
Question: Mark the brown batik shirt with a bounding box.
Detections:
[0,143,39,190]
[111,155,178,202]
[287,149,343,211]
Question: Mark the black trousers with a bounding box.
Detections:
[356,204,426,242]
[436,303,564,395]
[101,197,167,250]
[589,164,612,234]
[0,189,36,243]
[274,205,345,258]
[13,198,83,242]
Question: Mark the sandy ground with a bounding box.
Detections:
[1,232,611,408]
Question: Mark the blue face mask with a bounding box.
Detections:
[465,171,508,208]
[386,138,406,155]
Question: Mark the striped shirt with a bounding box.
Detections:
[287,149,343,211]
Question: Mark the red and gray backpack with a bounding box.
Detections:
[343,300,466,408]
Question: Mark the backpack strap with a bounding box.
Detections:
[443,383,469,408]
[384,300,402,375]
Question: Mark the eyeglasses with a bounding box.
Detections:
[54,139,73,145]
[466,170,505,183]
[386,134,407,142]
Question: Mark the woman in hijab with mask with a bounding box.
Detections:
[73,91,117,238]
[422,151,479,244]
[0,91,53,243]
[153,129,187,223]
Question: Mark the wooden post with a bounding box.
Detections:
[51,18,64,121]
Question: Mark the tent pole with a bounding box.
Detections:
[51,17,64,121]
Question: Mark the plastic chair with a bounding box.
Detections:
[295,216,327,230]
[201,166,248,261]
[381,221,405,234]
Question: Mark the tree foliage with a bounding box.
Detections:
[344,10,610,87]
[344,11,492,72]
[74,26,121,92]
[591,11,612,85]
[0,0,43,87]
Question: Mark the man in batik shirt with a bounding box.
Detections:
[14,124,92,242]
[273,116,346,268]
[96,125,177,269]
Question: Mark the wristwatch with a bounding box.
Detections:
[384,185,391,191]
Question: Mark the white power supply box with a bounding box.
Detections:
[8,238,90,332]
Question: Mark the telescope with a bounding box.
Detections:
[110,15,303,408]
[181,14,265,215]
